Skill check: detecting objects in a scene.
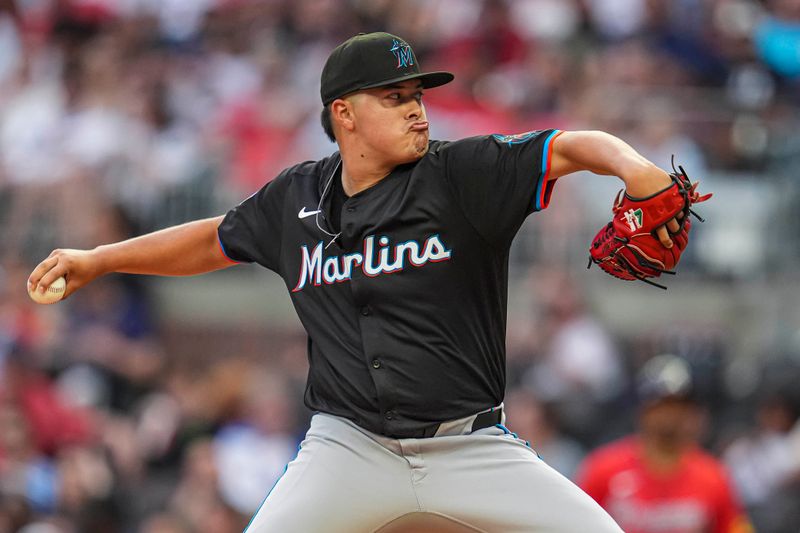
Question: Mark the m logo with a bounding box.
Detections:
[622,208,644,231]
[390,39,414,68]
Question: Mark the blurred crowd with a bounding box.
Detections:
[1,0,800,532]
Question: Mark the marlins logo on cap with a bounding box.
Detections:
[390,39,414,68]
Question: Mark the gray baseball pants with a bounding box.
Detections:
[244,409,623,532]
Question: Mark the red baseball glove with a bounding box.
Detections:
[588,164,711,289]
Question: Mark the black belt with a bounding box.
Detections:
[472,408,503,432]
[413,408,503,438]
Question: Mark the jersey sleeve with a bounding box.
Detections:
[217,172,289,272]
[439,129,563,246]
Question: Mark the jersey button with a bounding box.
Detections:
[346,206,356,212]
[371,359,382,369]
[360,306,371,316]
[385,411,395,420]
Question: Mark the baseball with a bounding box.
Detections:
[28,276,67,305]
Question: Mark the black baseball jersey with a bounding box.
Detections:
[218,129,562,438]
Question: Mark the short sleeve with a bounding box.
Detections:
[440,129,563,245]
[217,172,289,272]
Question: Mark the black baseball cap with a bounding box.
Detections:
[636,354,695,405]
[320,32,454,105]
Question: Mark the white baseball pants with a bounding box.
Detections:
[244,411,623,532]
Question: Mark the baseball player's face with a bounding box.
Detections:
[348,80,429,164]
[640,398,701,449]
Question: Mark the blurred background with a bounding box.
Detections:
[1,0,799,531]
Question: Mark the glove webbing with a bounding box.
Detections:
[586,230,675,290]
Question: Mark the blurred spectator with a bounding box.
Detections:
[509,0,581,43]
[170,438,248,533]
[753,0,800,79]
[504,389,585,480]
[0,494,34,533]
[0,402,59,515]
[1,349,94,456]
[723,369,800,532]
[213,370,297,515]
[577,355,752,533]
[522,268,625,441]
[169,439,224,532]
[628,96,707,177]
[57,446,118,532]
[584,0,648,40]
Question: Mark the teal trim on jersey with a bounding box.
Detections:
[496,424,519,439]
[242,444,301,533]
[498,424,537,453]
[534,129,561,211]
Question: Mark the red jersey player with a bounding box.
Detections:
[577,355,753,533]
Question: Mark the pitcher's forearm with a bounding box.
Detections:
[550,131,671,197]
[95,216,232,276]
[28,216,234,299]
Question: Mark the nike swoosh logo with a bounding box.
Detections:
[298,207,322,219]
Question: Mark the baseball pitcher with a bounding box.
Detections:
[28,32,709,532]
